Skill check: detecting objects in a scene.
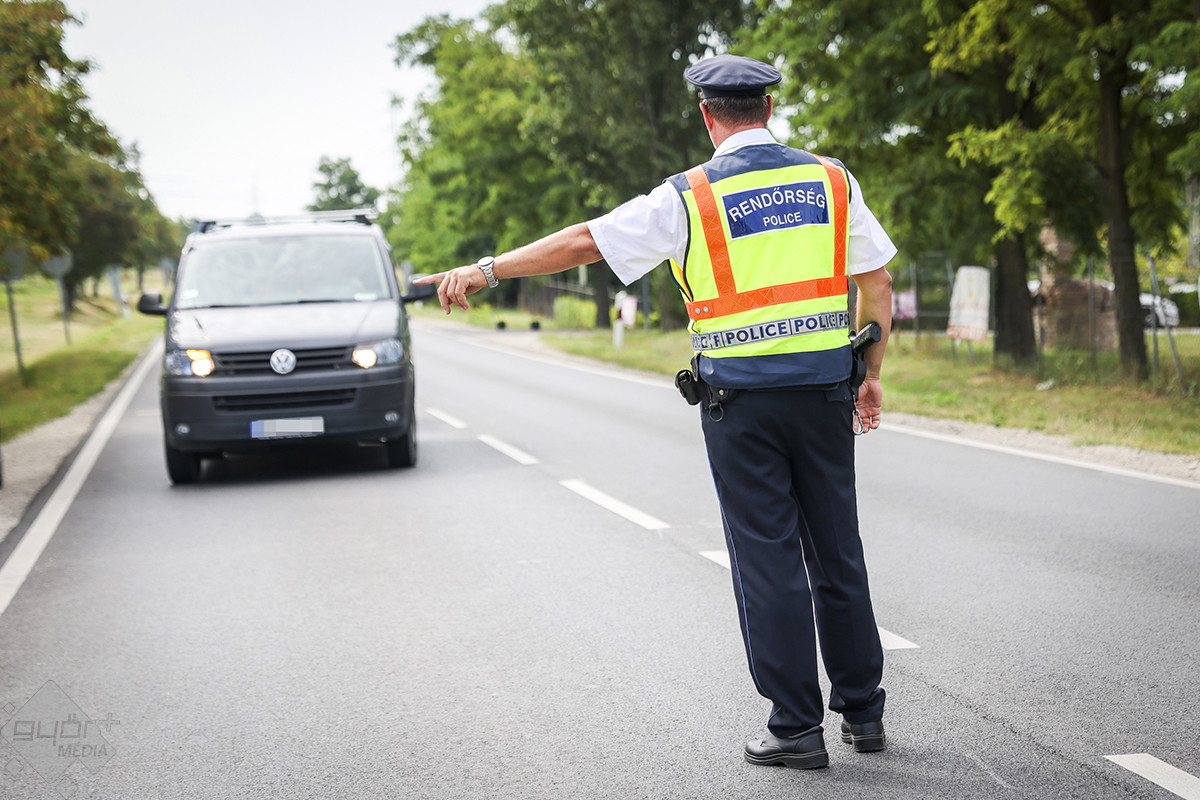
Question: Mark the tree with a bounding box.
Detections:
[928,0,1194,379]
[391,13,558,296]
[0,0,114,259]
[308,156,381,212]
[393,0,750,328]
[497,0,751,327]
[924,0,1104,365]
[59,152,141,308]
[747,0,1047,362]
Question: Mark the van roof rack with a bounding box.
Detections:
[193,208,377,234]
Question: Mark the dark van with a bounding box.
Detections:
[138,211,435,484]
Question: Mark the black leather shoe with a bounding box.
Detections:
[840,719,886,752]
[744,729,829,769]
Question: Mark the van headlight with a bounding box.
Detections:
[165,349,214,377]
[352,338,403,369]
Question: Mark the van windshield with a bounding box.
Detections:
[175,234,393,309]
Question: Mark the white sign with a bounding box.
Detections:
[947,265,990,342]
[893,288,917,320]
[3,248,25,279]
[41,251,73,278]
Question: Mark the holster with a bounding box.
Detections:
[849,322,882,399]
[675,355,737,413]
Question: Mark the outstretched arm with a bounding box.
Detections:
[413,223,603,314]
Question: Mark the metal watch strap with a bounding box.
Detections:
[477,256,499,288]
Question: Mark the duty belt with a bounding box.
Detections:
[690,310,850,352]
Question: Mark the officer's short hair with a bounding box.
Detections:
[701,95,770,127]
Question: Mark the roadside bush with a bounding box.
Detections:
[1173,290,1200,327]
[553,296,599,329]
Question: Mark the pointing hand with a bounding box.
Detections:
[412,265,488,314]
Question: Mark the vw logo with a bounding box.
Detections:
[270,348,297,375]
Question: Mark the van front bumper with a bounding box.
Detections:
[160,364,415,454]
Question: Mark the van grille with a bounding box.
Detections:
[212,346,353,376]
[213,389,357,413]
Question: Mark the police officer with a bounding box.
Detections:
[415,53,895,771]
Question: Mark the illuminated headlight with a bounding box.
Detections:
[353,338,403,369]
[165,349,214,377]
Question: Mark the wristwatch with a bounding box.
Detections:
[476,256,499,288]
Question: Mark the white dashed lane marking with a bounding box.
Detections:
[425,407,468,429]
[699,550,731,569]
[477,434,539,465]
[560,480,669,531]
[1106,754,1200,799]
[698,550,920,651]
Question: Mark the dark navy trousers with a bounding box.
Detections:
[701,383,885,738]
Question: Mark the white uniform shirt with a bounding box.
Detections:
[587,128,897,286]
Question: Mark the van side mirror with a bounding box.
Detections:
[137,291,167,316]
[403,276,438,304]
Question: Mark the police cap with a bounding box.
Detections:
[684,54,782,99]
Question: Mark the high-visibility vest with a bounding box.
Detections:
[666,144,852,389]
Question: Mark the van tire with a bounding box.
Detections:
[165,442,202,484]
[385,419,417,468]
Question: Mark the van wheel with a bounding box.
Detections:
[385,419,417,468]
[165,442,202,484]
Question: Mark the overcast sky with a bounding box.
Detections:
[63,0,490,221]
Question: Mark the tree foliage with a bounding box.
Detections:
[390,14,555,288]
[389,0,1197,373]
[926,0,1195,378]
[308,156,381,212]
[0,0,114,261]
[744,0,1197,374]
[390,0,748,327]
[1,1,177,320]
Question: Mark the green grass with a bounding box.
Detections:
[1,272,164,443]
[527,321,1200,457]
[409,300,556,331]
[0,349,147,441]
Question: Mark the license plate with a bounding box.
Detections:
[250,417,325,439]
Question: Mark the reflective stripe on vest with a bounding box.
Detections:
[682,153,849,323]
[691,309,852,352]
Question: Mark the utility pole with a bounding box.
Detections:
[1187,174,1199,274]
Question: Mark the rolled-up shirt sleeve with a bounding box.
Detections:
[587,182,686,286]
[846,171,897,275]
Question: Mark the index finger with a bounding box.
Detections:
[412,272,447,285]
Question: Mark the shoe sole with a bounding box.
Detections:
[744,749,829,769]
[840,731,886,752]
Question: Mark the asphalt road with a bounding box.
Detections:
[1,321,1198,800]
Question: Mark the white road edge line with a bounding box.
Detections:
[0,339,164,618]
[698,550,920,651]
[561,480,669,531]
[477,434,539,465]
[885,423,1200,491]
[1106,754,1200,799]
[426,407,468,429]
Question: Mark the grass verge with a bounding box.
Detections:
[1,273,163,443]
[534,323,1200,457]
